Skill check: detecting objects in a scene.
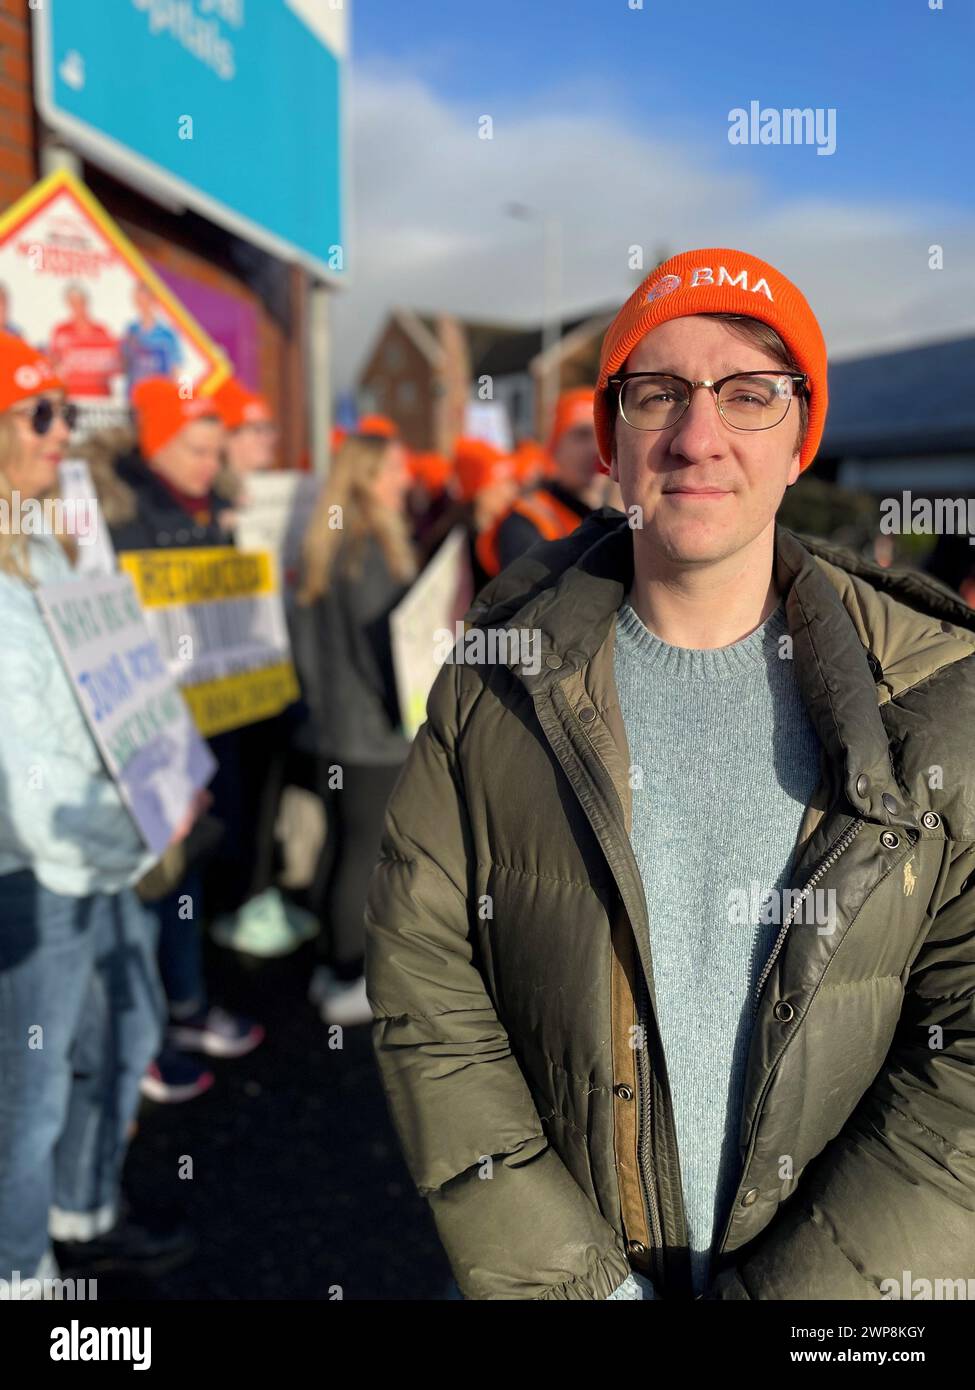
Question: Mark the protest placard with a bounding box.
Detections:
[390,527,473,739]
[233,470,324,593]
[117,545,300,736]
[57,458,117,577]
[38,572,216,856]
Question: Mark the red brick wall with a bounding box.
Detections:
[0,0,37,210]
[360,317,436,451]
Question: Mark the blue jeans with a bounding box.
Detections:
[0,870,165,1280]
[151,865,205,1013]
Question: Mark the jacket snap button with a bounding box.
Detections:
[921,812,941,830]
[614,1084,633,1102]
[881,831,899,849]
[882,793,899,814]
[578,707,596,724]
[773,1001,794,1022]
[941,621,954,635]
[855,774,870,797]
[741,1188,760,1207]
[545,654,563,669]
[627,1240,647,1257]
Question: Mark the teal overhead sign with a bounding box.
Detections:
[34,0,347,280]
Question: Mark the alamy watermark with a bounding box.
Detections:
[0,490,98,545]
[728,882,838,936]
[879,492,975,545]
[881,1270,975,1300]
[0,1269,97,1300]
[433,623,542,675]
[728,101,836,156]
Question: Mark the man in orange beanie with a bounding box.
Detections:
[495,386,606,570]
[111,377,227,550]
[366,245,975,1306]
[211,376,278,475]
[446,436,518,590]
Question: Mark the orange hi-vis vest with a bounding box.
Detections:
[476,486,585,579]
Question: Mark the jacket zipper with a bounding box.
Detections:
[751,816,865,1018]
[706,814,866,1289]
[634,971,666,1288]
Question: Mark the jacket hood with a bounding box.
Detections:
[465,509,975,830]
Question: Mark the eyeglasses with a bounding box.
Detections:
[608,371,808,433]
[9,398,79,436]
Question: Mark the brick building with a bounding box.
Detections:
[358,306,614,455]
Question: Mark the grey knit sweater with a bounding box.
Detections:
[608,595,822,1299]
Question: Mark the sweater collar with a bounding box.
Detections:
[482,516,918,828]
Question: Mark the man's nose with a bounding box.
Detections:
[667,387,725,461]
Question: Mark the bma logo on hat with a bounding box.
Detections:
[14,364,44,390]
[644,274,681,304]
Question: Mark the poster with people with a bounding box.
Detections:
[0,168,229,437]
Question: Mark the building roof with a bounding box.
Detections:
[820,335,975,458]
[412,310,608,377]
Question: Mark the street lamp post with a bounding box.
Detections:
[504,201,562,441]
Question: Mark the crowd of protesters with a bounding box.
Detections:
[0,310,627,1294]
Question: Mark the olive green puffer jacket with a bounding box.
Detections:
[364,514,975,1300]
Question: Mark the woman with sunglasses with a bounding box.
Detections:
[0,332,194,1295]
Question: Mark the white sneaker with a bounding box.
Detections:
[319,974,373,1027]
[307,963,337,1008]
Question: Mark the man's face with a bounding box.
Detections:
[67,290,87,319]
[227,420,278,474]
[610,315,801,567]
[152,418,224,497]
[553,421,600,493]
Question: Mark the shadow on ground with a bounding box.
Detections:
[99,933,451,1300]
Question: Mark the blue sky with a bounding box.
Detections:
[353,0,973,213]
[333,0,975,387]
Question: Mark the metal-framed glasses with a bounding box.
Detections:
[609,370,808,433]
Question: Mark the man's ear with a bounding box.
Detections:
[786,449,801,487]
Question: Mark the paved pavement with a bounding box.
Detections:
[102,932,451,1301]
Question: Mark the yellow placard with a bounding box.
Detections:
[118,548,275,607]
[181,663,300,738]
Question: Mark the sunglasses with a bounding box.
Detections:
[10,398,79,435]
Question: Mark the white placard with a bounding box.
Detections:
[38,572,216,855]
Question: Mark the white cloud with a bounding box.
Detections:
[330,66,975,394]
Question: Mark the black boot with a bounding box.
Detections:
[53,1198,196,1276]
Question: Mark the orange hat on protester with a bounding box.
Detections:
[594,246,828,474]
[210,376,273,430]
[131,376,220,460]
[408,449,452,493]
[0,332,63,412]
[547,387,596,454]
[357,413,399,439]
[451,437,514,503]
[511,439,551,485]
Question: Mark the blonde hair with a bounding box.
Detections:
[297,434,416,605]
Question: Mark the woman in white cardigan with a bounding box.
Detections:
[0,333,194,1296]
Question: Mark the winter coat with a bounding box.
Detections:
[108,450,232,552]
[291,534,411,766]
[364,511,975,1300]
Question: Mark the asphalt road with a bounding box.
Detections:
[102,931,452,1301]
